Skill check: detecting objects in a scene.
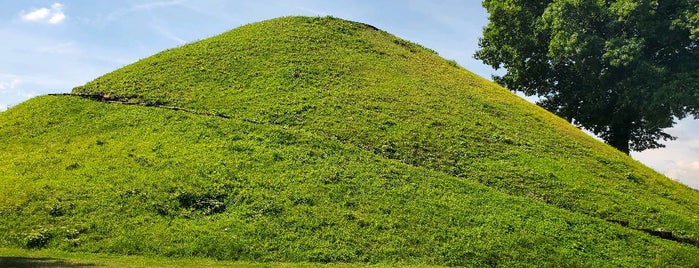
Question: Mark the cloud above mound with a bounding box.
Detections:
[668,160,699,189]
[21,3,66,24]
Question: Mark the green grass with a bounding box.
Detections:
[0,247,417,267]
[1,16,699,267]
[2,96,699,267]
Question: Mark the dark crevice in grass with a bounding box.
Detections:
[49,93,232,119]
[606,219,699,248]
[639,228,699,248]
[358,22,379,31]
[0,257,96,267]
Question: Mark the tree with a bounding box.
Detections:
[475,0,698,154]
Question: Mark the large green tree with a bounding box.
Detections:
[475,0,698,154]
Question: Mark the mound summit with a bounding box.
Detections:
[1,16,698,267]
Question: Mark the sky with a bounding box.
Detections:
[1,0,697,189]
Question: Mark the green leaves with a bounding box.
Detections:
[603,37,644,67]
[477,0,699,154]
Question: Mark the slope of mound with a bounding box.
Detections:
[72,16,699,242]
[2,15,699,266]
[1,96,699,266]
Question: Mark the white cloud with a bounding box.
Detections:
[666,161,699,189]
[0,77,21,92]
[631,119,699,190]
[21,3,66,24]
[22,7,50,21]
[0,104,7,112]
[0,73,58,100]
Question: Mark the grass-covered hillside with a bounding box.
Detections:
[1,16,699,266]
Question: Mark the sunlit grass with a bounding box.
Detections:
[1,16,698,267]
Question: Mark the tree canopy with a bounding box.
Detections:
[475,0,699,154]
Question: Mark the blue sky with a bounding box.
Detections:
[1,0,697,189]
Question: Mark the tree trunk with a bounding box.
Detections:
[607,123,631,155]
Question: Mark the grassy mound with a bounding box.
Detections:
[1,16,698,266]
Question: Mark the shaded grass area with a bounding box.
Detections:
[0,257,95,268]
[0,248,414,268]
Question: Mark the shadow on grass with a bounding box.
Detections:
[0,257,96,267]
